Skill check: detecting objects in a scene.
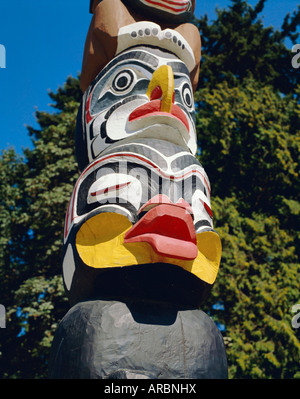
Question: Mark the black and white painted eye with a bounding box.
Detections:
[112,70,135,93]
[181,82,193,110]
[87,173,143,211]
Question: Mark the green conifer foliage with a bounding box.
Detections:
[0,77,80,378]
[195,0,300,379]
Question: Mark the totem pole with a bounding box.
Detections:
[49,0,228,379]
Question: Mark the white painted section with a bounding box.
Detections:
[62,244,75,291]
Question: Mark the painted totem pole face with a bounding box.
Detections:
[76,45,197,171]
[63,1,221,306]
[63,139,221,304]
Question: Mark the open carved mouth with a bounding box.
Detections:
[124,196,197,260]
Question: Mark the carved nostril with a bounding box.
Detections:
[146,65,174,113]
[150,86,163,101]
[150,86,175,104]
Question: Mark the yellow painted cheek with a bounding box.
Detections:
[193,231,222,285]
[76,212,222,285]
[76,212,135,268]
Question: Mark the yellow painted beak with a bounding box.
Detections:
[146,65,174,113]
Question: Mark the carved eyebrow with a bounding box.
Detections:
[167,61,189,76]
[98,49,159,78]
[128,50,159,68]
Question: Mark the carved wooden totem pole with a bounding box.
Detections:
[49,0,228,379]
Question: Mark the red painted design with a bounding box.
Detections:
[85,92,93,124]
[91,181,131,197]
[143,0,189,13]
[200,199,213,219]
[150,86,163,101]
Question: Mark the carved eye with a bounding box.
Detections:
[181,82,193,110]
[87,173,143,210]
[90,182,131,197]
[112,70,134,93]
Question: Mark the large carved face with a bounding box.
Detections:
[62,140,221,305]
[76,45,197,171]
[66,6,220,306]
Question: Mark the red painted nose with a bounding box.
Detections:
[124,197,197,260]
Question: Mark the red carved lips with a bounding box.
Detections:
[128,99,190,133]
[124,195,197,260]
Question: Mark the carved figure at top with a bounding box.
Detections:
[76,44,198,170]
[80,0,201,93]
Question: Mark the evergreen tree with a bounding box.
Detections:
[196,0,300,94]
[195,0,300,379]
[197,80,300,378]
[0,77,81,378]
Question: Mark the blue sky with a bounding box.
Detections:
[0,0,299,154]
